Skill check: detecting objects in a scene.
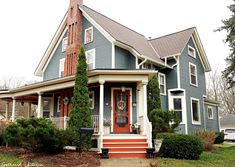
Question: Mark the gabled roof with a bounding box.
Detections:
[80,5,164,65]
[149,27,211,71]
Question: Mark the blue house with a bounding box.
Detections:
[0,0,219,158]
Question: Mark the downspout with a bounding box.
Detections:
[138,58,147,69]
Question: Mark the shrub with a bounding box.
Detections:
[214,132,224,144]
[4,118,63,153]
[195,130,218,151]
[156,133,203,160]
[0,121,12,146]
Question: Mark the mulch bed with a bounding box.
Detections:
[0,146,101,167]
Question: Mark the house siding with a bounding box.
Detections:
[43,32,67,81]
[82,17,112,69]
[115,46,136,69]
[204,104,219,132]
[180,37,207,134]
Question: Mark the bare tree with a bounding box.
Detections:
[207,69,235,116]
[0,76,37,89]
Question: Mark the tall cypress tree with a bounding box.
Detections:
[68,45,92,151]
[147,74,161,116]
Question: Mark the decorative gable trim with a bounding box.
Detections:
[34,13,68,77]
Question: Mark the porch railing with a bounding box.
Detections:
[48,115,99,132]
[138,115,152,148]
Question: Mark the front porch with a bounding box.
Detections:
[0,70,156,155]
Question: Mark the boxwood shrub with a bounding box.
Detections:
[214,132,224,144]
[4,118,63,153]
[156,133,203,160]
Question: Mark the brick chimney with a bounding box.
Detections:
[64,0,83,76]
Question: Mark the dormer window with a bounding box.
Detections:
[188,45,196,58]
[85,27,93,44]
[62,37,68,52]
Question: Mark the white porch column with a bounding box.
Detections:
[5,102,9,120]
[12,98,16,121]
[142,82,148,135]
[99,80,105,151]
[28,103,31,118]
[37,92,43,118]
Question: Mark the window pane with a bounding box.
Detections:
[191,75,196,85]
[85,28,93,43]
[175,111,182,122]
[208,108,213,118]
[192,100,199,122]
[160,85,164,94]
[173,98,182,110]
[190,65,196,75]
[160,75,164,84]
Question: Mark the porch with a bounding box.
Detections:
[0,70,156,155]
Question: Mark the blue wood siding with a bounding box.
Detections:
[115,46,136,69]
[179,37,207,134]
[204,104,219,132]
[43,32,67,81]
[82,17,112,69]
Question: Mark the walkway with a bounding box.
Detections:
[100,158,154,167]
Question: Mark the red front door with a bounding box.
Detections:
[113,90,130,133]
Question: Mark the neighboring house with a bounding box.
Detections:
[0,0,219,157]
[220,114,235,131]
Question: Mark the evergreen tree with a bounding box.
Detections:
[68,45,92,151]
[216,1,235,88]
[147,75,161,116]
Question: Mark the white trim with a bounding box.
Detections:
[207,106,214,119]
[62,37,68,52]
[204,101,219,106]
[188,45,196,58]
[85,48,96,70]
[189,62,198,87]
[89,91,95,110]
[84,26,93,44]
[111,88,132,133]
[158,73,166,95]
[59,58,65,78]
[112,43,115,69]
[176,56,181,88]
[191,97,201,125]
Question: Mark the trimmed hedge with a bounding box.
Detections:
[214,132,224,144]
[157,133,203,160]
[4,118,63,153]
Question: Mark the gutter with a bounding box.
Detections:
[138,58,147,69]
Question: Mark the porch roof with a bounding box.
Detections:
[0,70,157,99]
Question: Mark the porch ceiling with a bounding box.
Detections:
[0,69,157,99]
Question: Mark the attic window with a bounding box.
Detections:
[85,27,93,44]
[62,37,68,52]
[188,45,196,58]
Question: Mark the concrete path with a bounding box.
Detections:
[100,158,154,167]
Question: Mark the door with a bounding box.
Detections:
[113,90,130,133]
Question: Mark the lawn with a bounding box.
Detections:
[0,153,22,166]
[153,142,235,167]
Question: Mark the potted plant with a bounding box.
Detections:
[131,123,140,134]
[103,118,111,134]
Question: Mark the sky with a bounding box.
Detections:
[0,0,232,83]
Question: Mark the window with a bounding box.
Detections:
[84,27,93,44]
[57,96,61,113]
[141,63,154,70]
[207,106,213,119]
[43,99,51,118]
[89,91,95,109]
[188,45,196,58]
[59,58,65,77]
[62,37,68,52]
[173,98,182,122]
[85,49,95,70]
[189,63,198,86]
[191,98,200,124]
[158,73,166,95]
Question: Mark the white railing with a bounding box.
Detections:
[138,115,152,148]
[92,115,99,133]
[48,116,69,130]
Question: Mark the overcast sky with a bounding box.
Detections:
[0,0,232,83]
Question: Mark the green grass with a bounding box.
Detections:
[153,143,235,167]
[0,153,22,166]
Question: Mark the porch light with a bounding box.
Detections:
[21,101,24,106]
[121,86,125,92]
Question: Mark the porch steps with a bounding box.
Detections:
[102,135,148,158]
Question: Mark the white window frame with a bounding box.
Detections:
[62,37,68,52]
[85,49,96,70]
[173,98,183,123]
[189,62,198,87]
[191,97,201,125]
[89,91,95,109]
[59,58,65,78]
[207,106,214,119]
[158,73,166,95]
[188,45,196,58]
[84,27,93,44]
